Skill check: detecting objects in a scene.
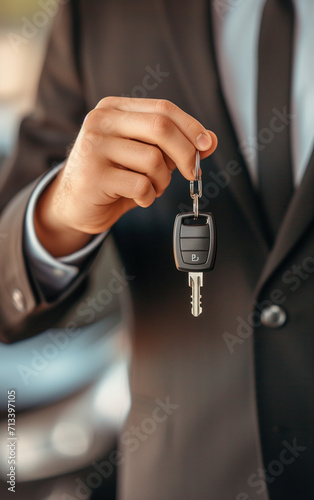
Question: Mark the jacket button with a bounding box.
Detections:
[12,289,26,313]
[261,305,286,328]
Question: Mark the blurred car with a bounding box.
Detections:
[0,305,131,500]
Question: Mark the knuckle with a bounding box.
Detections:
[147,146,163,169]
[155,99,174,116]
[151,113,172,136]
[84,108,114,135]
[134,176,153,199]
[159,172,172,194]
[96,95,117,109]
[75,126,102,159]
[77,131,97,157]
[120,138,137,157]
[184,119,200,136]
[83,108,103,130]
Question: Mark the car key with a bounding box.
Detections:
[173,151,216,317]
[173,212,216,316]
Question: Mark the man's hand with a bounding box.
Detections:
[35,97,218,257]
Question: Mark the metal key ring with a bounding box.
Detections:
[190,150,202,218]
[195,149,200,182]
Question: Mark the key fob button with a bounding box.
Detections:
[180,238,209,251]
[182,251,208,265]
[180,224,209,238]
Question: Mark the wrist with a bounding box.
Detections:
[34,176,92,257]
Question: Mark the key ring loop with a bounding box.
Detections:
[190,150,202,218]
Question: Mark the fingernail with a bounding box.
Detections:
[196,133,212,150]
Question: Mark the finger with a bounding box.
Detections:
[96,97,214,156]
[162,151,177,172]
[87,107,203,180]
[97,136,172,196]
[101,165,157,208]
[200,131,218,159]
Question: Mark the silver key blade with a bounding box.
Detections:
[188,272,203,317]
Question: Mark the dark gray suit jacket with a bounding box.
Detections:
[0,2,313,499]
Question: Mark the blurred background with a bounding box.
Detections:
[0,2,130,499]
[0,0,48,163]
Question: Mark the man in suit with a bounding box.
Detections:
[0,1,313,499]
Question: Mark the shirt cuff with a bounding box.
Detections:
[24,164,108,298]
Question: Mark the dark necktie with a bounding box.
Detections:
[257,0,295,241]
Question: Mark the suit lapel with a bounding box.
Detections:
[157,0,268,250]
[158,0,314,287]
[255,149,314,292]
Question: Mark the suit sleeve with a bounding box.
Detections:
[0,1,90,342]
[24,163,108,300]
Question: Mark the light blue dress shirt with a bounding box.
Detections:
[25,0,314,295]
[25,164,107,298]
[213,0,314,185]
